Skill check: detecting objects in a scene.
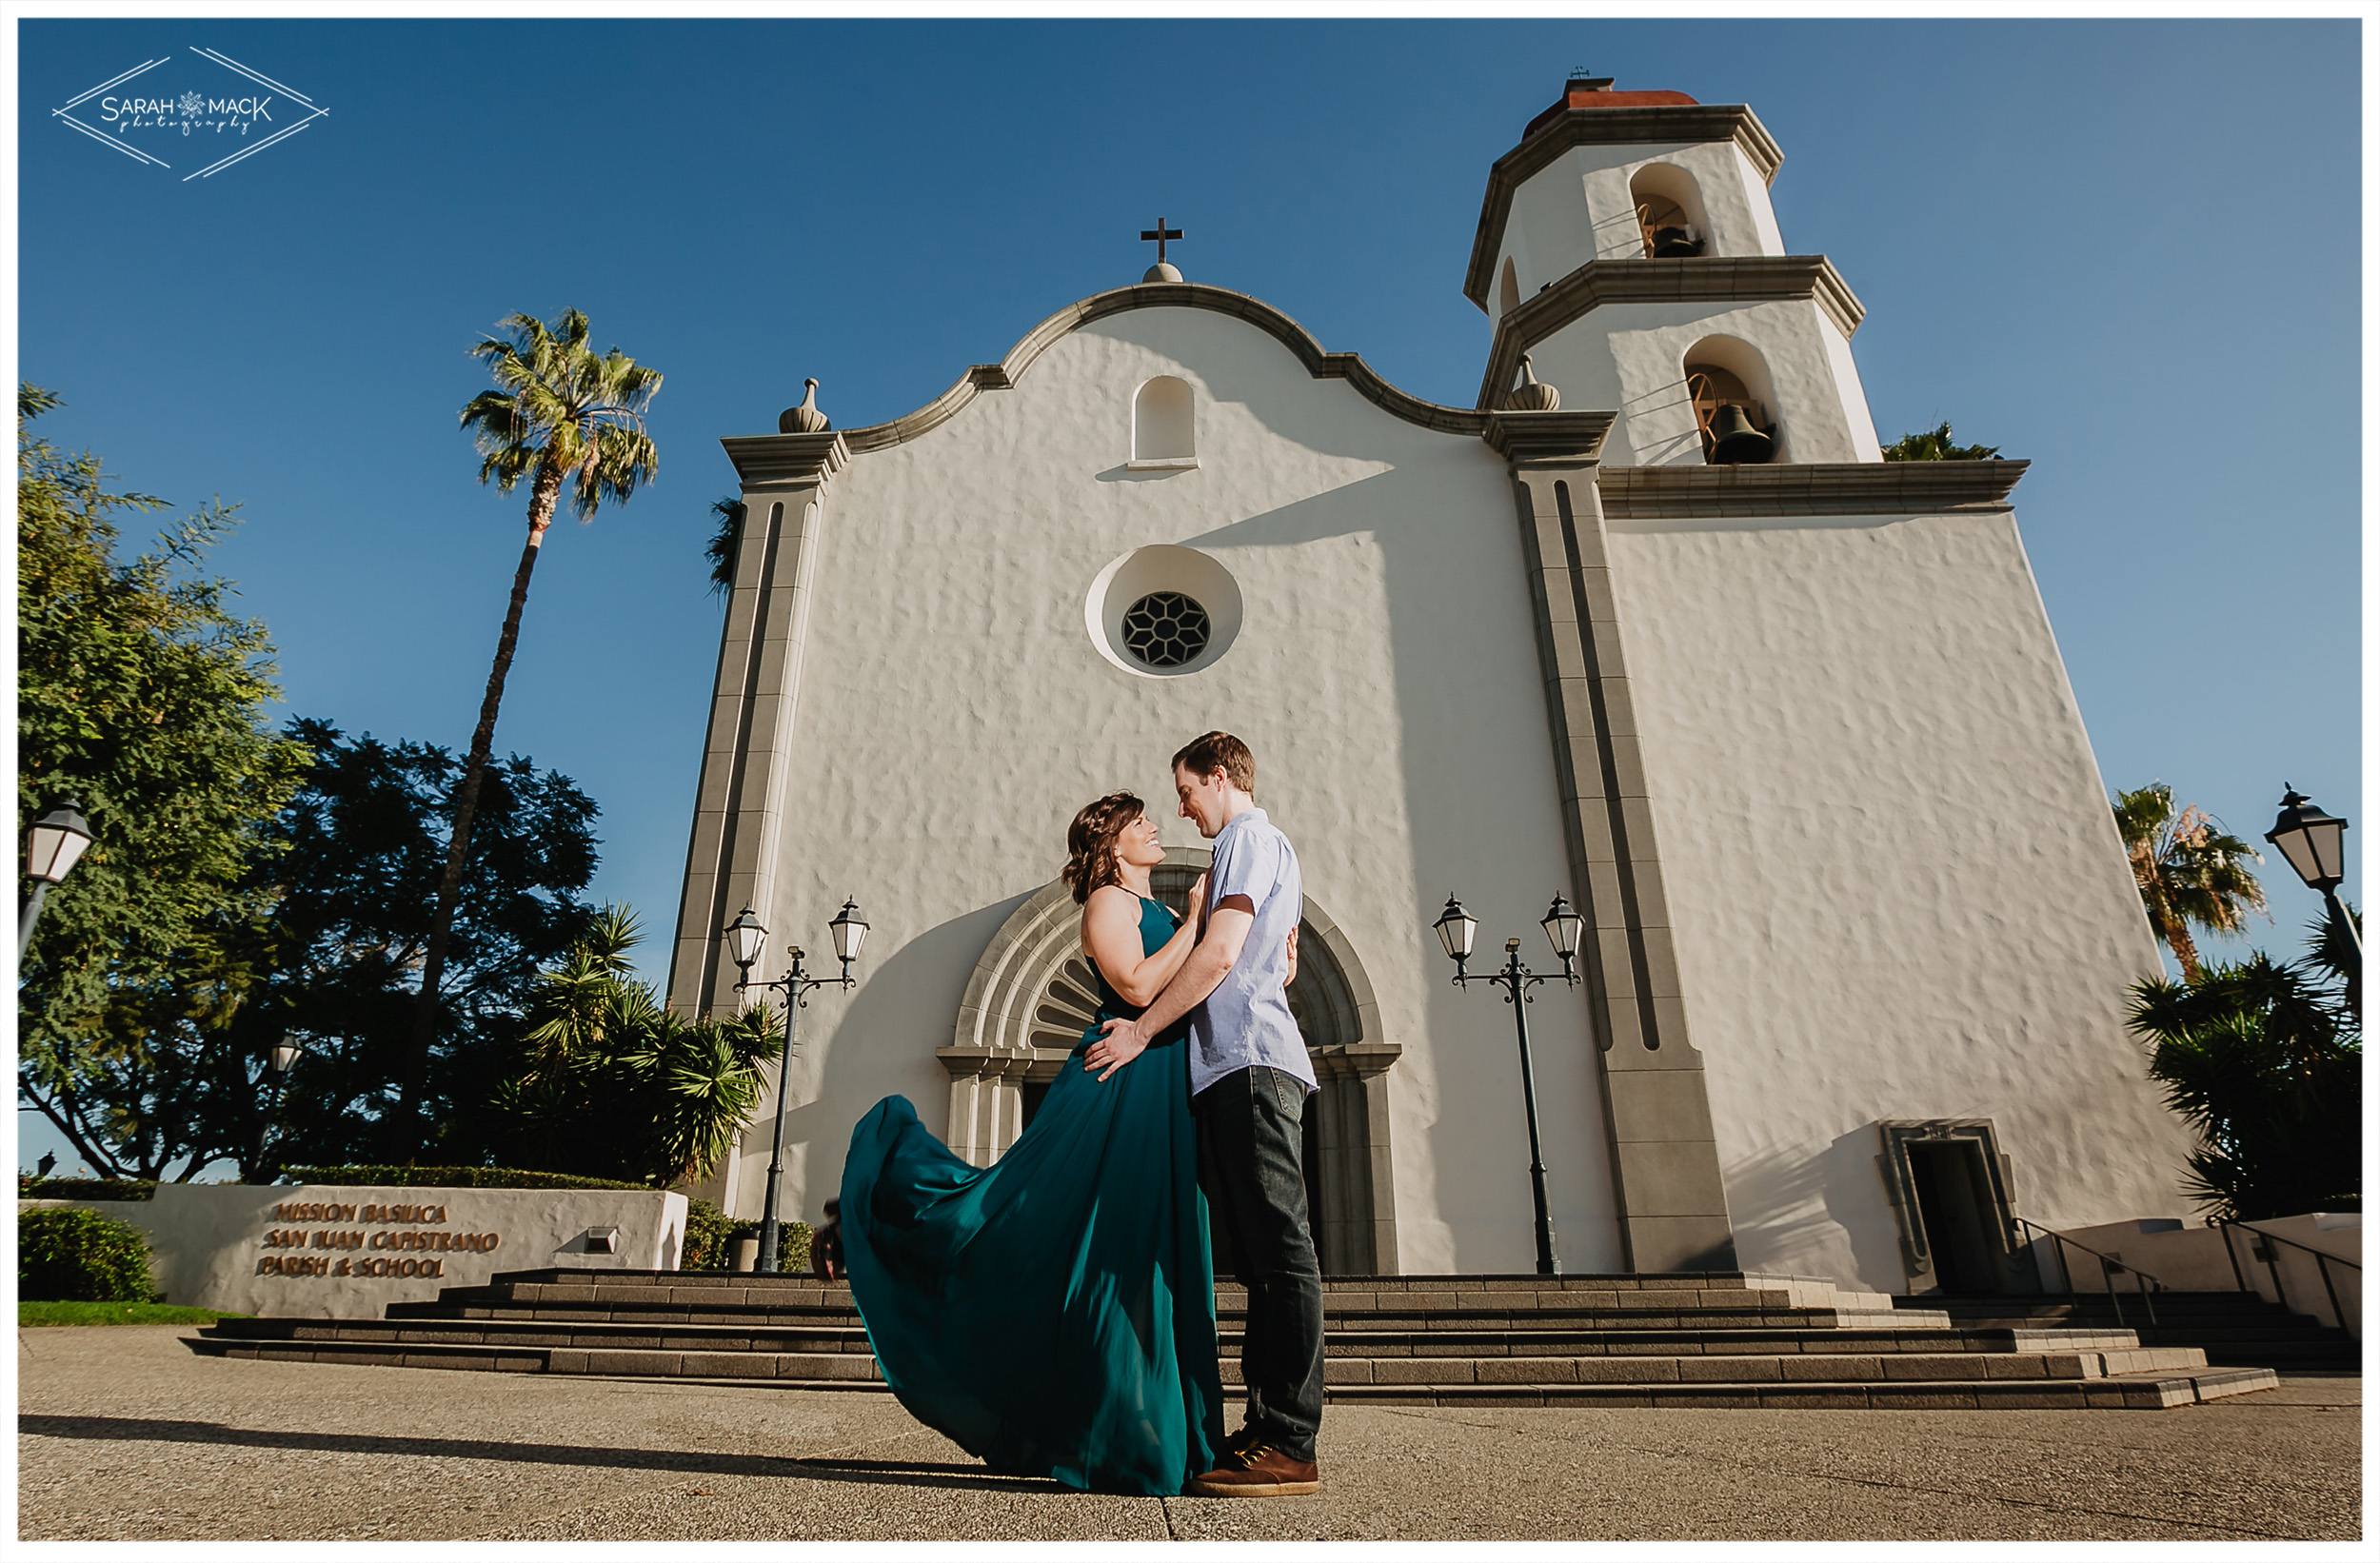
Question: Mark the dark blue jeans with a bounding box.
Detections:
[1193,1064,1324,1461]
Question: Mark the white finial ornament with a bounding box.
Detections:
[780,378,829,434]
[1505,354,1560,412]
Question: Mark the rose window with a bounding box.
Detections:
[1120,591,1211,669]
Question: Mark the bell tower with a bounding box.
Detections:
[1468,73,1883,466]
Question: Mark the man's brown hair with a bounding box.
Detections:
[1171,730,1255,795]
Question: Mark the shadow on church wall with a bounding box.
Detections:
[1719,1133,1905,1292]
[773,891,1038,1224]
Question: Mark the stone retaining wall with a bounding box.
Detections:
[22,1183,687,1319]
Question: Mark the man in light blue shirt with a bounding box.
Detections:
[1084,731,1324,1497]
[1187,789,1310,1098]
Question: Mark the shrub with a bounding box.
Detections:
[718,1217,810,1274]
[18,1177,156,1201]
[278,1165,650,1191]
[19,1206,155,1301]
[682,1197,732,1270]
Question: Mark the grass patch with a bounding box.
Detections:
[19,1300,248,1328]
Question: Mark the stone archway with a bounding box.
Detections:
[941,847,1402,1274]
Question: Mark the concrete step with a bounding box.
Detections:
[181,1331,2270,1410]
[1906,1292,2360,1369]
[1319,1366,2278,1411]
[426,1268,1905,1313]
[1278,1345,2211,1388]
[399,1288,1939,1335]
[196,1313,2142,1362]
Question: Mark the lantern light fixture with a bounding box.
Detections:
[24,801,94,885]
[2265,787,2349,894]
[725,906,769,974]
[1434,895,1478,967]
[1540,894,1584,967]
[828,898,869,968]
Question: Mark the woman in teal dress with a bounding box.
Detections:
[837,792,1229,1495]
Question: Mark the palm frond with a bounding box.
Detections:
[706,496,745,596]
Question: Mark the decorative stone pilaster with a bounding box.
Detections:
[1486,407,1738,1275]
[667,430,850,1021]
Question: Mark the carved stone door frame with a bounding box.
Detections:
[941,846,1402,1273]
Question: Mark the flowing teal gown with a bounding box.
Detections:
[840,895,1227,1495]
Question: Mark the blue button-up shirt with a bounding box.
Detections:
[1188,808,1314,1096]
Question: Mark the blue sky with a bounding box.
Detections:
[16,19,2360,1174]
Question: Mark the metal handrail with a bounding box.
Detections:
[2010,1215,2169,1338]
[2216,1219,2359,1333]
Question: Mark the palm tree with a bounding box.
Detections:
[399,309,662,1155]
[2112,782,2268,982]
[494,906,780,1184]
[2128,916,2361,1218]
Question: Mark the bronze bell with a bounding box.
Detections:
[1651,226,1702,258]
[1706,403,1773,465]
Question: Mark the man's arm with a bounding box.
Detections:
[1082,896,1255,1081]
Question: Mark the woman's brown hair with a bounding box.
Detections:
[1061,791,1145,906]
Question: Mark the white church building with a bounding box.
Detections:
[667,74,2195,1292]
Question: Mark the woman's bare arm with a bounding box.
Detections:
[1081,877,1204,1007]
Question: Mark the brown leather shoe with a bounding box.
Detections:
[1186,1442,1320,1497]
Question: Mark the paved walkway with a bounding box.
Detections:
[15,1326,2362,1542]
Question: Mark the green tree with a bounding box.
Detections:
[1882,421,2001,461]
[17,719,603,1181]
[403,310,663,1154]
[2130,916,2361,1218]
[490,908,780,1186]
[17,385,311,1159]
[2113,782,2268,982]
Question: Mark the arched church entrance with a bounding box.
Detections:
[940,847,1401,1274]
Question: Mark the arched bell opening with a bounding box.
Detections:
[1498,255,1522,316]
[1631,162,1710,258]
[943,847,1401,1275]
[1683,335,1784,465]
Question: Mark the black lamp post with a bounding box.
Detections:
[2265,787,2357,949]
[1433,893,1583,1276]
[20,800,95,960]
[727,899,868,1274]
[254,1036,304,1179]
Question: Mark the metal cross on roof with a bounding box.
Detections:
[1140,218,1183,265]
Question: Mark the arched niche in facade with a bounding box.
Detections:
[1130,375,1197,465]
[940,845,1402,1274]
[1498,255,1522,316]
[1630,162,1712,257]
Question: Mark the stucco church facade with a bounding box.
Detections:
[667,75,2195,1293]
